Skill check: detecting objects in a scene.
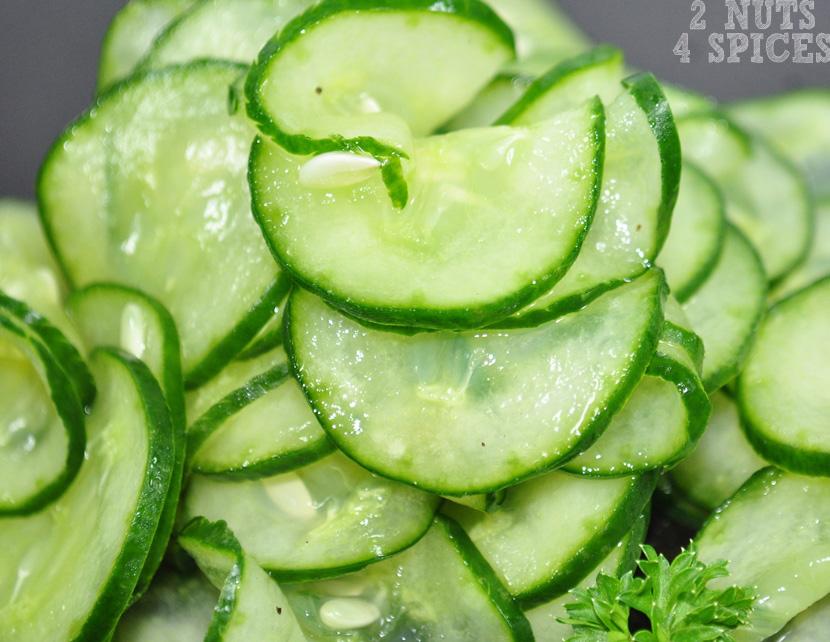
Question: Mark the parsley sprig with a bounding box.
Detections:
[558,544,756,642]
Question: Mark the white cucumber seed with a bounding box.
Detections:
[299,152,381,189]
[319,598,381,630]
[262,472,317,520]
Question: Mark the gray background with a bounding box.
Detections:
[1,0,829,198]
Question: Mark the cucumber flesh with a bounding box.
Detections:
[284,515,532,641]
[696,469,830,641]
[186,346,332,478]
[773,199,830,301]
[0,349,174,641]
[443,72,533,131]
[287,271,664,495]
[182,451,439,580]
[670,392,766,512]
[444,471,656,606]
[662,83,715,118]
[767,594,830,642]
[179,518,306,642]
[484,0,588,61]
[236,298,287,361]
[682,225,767,391]
[38,61,286,387]
[738,277,830,475]
[251,99,604,329]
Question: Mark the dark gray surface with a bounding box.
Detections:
[1,0,828,198]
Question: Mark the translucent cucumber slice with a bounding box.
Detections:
[485,0,588,61]
[496,53,679,325]
[443,490,506,513]
[236,296,287,361]
[284,515,532,641]
[562,321,710,477]
[682,225,767,391]
[678,112,813,283]
[670,393,766,512]
[443,72,533,131]
[139,0,313,71]
[182,451,439,580]
[97,0,194,90]
[67,283,186,599]
[179,519,306,642]
[445,471,656,606]
[738,277,830,475]
[658,163,727,301]
[696,469,830,641]
[39,61,288,387]
[769,594,830,642]
[0,349,174,640]
[186,346,332,478]
[251,99,604,329]
[0,313,85,515]
[773,199,830,301]
[287,271,664,494]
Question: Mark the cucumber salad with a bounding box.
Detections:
[2,0,830,640]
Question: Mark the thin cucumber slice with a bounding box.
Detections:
[484,0,588,61]
[738,277,830,476]
[179,518,306,642]
[66,283,186,599]
[182,451,439,580]
[443,72,534,131]
[768,594,830,642]
[562,321,710,477]
[696,468,830,641]
[658,162,727,301]
[443,490,506,513]
[730,89,830,199]
[186,346,332,478]
[0,349,174,641]
[251,98,604,329]
[97,0,194,91]
[0,313,85,515]
[496,53,679,325]
[236,296,287,361]
[670,392,766,512]
[287,270,664,495]
[38,61,288,387]
[444,471,656,607]
[114,572,217,642]
[138,0,313,71]
[661,84,715,119]
[773,199,830,301]
[677,112,813,283]
[524,511,649,641]
[682,225,767,391]
[285,515,533,641]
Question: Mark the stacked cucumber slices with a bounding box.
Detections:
[2,0,830,640]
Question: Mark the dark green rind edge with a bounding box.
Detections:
[670,162,728,303]
[737,275,830,477]
[187,361,335,479]
[662,320,705,373]
[438,515,534,642]
[74,348,175,642]
[285,270,666,496]
[244,0,515,158]
[0,291,96,407]
[249,98,605,330]
[235,323,284,360]
[0,313,86,516]
[66,282,188,602]
[694,466,781,538]
[516,471,659,609]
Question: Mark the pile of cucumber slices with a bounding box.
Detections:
[2,0,830,640]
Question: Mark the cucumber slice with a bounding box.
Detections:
[114,572,217,642]
[773,199,830,301]
[485,0,588,61]
[251,99,604,329]
[443,490,506,513]
[38,61,288,387]
[236,297,287,361]
[524,511,648,641]
[738,277,830,476]
[0,312,85,515]
[562,321,710,477]
[0,349,174,640]
[661,84,715,119]
[443,71,534,131]
[658,163,727,301]
[97,0,194,90]
[444,471,656,607]
[730,89,830,199]
[182,451,439,580]
[696,468,830,641]
[284,515,532,641]
[180,518,307,642]
[287,270,664,495]
[768,594,830,642]
[138,0,313,71]
[186,346,333,478]
[66,283,186,599]
[682,225,767,391]
[677,112,813,283]
[670,393,766,512]
[495,52,679,325]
